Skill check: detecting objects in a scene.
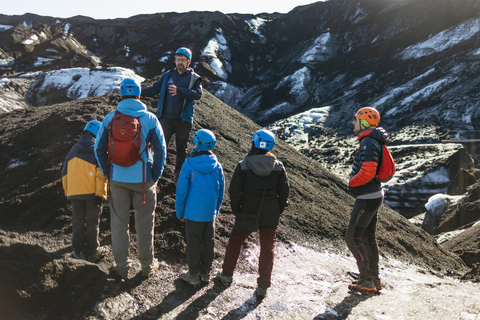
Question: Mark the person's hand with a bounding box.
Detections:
[169,84,177,96]
[180,217,186,222]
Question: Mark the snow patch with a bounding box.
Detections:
[425,194,463,217]
[400,18,480,59]
[63,23,71,34]
[245,17,269,43]
[37,67,144,100]
[201,28,231,80]
[33,57,59,67]
[270,106,331,147]
[276,66,311,97]
[351,73,373,88]
[0,25,13,31]
[400,78,453,107]
[0,57,15,67]
[300,33,333,63]
[22,34,39,45]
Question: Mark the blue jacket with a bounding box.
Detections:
[142,68,202,123]
[94,98,167,183]
[175,150,225,222]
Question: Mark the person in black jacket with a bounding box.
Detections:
[346,107,389,293]
[217,129,290,299]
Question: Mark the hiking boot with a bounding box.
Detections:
[88,246,108,263]
[255,286,268,299]
[73,251,86,260]
[216,271,233,285]
[373,278,383,291]
[142,258,159,277]
[180,271,200,286]
[200,272,210,283]
[348,279,377,293]
[111,263,129,280]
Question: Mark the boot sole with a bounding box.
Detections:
[348,284,377,293]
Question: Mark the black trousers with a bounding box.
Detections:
[185,220,215,274]
[160,118,192,173]
[345,197,383,279]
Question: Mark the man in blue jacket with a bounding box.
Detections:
[95,78,167,279]
[176,129,224,286]
[142,47,203,181]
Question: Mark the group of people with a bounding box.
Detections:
[61,46,389,298]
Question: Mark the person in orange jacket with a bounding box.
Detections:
[62,120,107,262]
[346,107,389,293]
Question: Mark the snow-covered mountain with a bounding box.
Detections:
[1,0,480,133]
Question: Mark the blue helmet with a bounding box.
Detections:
[120,78,141,96]
[252,129,275,151]
[193,129,216,151]
[175,47,192,60]
[84,120,101,137]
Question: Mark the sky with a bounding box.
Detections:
[1,0,323,20]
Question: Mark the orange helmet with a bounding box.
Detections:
[355,107,380,128]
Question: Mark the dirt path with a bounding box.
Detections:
[83,242,480,319]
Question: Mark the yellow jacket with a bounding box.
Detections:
[62,134,107,200]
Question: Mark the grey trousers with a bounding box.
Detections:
[185,219,215,274]
[71,199,101,257]
[110,180,157,273]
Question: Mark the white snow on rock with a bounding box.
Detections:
[63,23,71,34]
[0,25,13,31]
[0,57,15,68]
[400,77,454,107]
[270,106,331,147]
[425,193,463,218]
[400,18,480,60]
[378,68,436,112]
[300,32,335,63]
[209,80,245,107]
[201,28,231,80]
[276,66,311,97]
[33,57,59,67]
[22,34,39,45]
[245,17,269,43]
[37,67,144,100]
[351,73,373,88]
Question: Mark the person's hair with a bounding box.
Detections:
[248,141,275,157]
[121,95,139,100]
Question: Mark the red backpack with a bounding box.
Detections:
[375,145,396,183]
[107,111,143,167]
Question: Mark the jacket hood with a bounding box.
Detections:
[245,154,276,177]
[75,134,95,154]
[116,99,147,117]
[357,127,389,145]
[186,152,220,174]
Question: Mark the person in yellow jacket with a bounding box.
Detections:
[62,120,108,262]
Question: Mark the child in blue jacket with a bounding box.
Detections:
[176,129,225,285]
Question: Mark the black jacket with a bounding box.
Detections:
[229,154,290,229]
[349,127,389,198]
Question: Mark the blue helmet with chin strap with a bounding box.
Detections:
[252,129,275,151]
[84,120,101,137]
[193,129,216,151]
[175,47,192,60]
[120,78,141,96]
